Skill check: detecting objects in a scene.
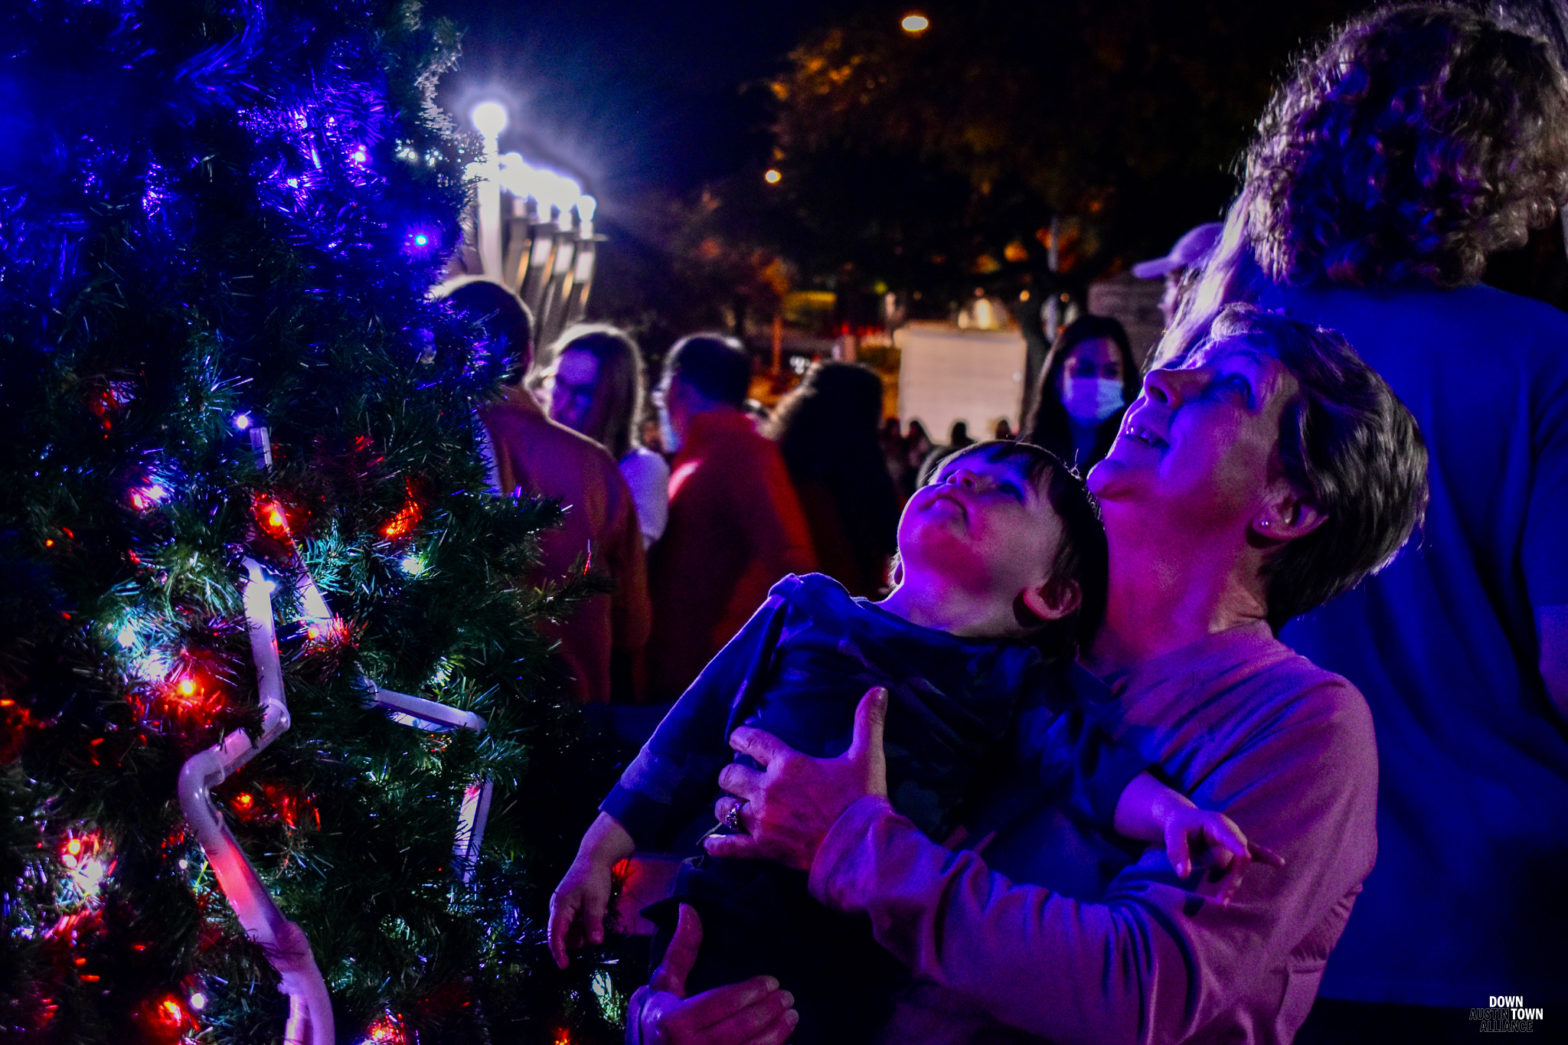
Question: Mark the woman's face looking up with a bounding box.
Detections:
[1089,335,1299,533]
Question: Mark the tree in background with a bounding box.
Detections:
[1,0,632,1040]
[760,0,1368,313]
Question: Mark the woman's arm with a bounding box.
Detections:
[712,685,1377,1044]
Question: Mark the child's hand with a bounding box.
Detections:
[1162,807,1285,906]
[548,856,616,970]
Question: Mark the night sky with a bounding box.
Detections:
[425,0,849,206]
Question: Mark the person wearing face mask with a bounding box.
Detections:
[1020,315,1141,470]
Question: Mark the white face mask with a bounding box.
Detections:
[1062,376,1125,426]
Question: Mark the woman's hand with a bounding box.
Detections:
[628,904,797,1045]
[703,687,889,871]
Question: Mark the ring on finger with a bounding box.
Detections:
[723,799,746,832]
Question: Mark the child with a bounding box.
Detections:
[551,441,1257,1042]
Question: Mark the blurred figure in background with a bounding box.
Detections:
[1020,315,1141,470]
[647,334,817,700]
[741,397,773,432]
[900,419,936,498]
[546,324,670,549]
[441,279,650,704]
[880,417,909,498]
[1132,221,1224,326]
[768,362,901,597]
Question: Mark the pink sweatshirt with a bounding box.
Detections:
[808,622,1378,1044]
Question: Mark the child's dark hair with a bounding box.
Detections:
[927,440,1108,658]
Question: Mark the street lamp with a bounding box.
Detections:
[470,100,508,140]
[470,101,509,279]
[901,12,930,35]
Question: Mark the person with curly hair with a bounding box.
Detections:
[1167,3,1568,1034]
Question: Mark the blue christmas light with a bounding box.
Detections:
[232,412,253,431]
[405,228,440,257]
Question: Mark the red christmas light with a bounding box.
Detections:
[257,499,291,538]
[380,488,423,540]
[162,668,224,722]
[252,493,302,544]
[305,616,350,645]
[226,784,319,832]
[0,698,30,761]
[363,1013,407,1044]
[133,991,198,1044]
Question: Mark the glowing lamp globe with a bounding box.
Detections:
[470,101,508,139]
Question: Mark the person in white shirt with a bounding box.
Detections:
[545,324,670,549]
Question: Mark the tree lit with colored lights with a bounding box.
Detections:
[0,0,633,1040]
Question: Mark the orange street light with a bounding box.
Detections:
[763,168,782,185]
[901,13,930,34]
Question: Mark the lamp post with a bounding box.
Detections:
[470,100,508,281]
[461,105,601,342]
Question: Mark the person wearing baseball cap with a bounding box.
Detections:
[1132,221,1223,324]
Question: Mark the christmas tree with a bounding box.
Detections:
[1,0,634,1040]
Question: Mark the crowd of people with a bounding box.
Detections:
[445,3,1566,1041]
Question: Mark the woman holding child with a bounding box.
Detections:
[616,300,1427,1044]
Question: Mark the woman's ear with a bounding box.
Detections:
[1021,577,1081,623]
[1254,482,1326,542]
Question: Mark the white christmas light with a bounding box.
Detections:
[133,650,171,681]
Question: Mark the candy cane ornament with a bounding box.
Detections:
[177,558,334,1045]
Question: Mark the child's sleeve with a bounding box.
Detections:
[599,591,791,851]
[1013,662,1147,829]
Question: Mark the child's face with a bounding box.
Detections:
[898,448,1068,622]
